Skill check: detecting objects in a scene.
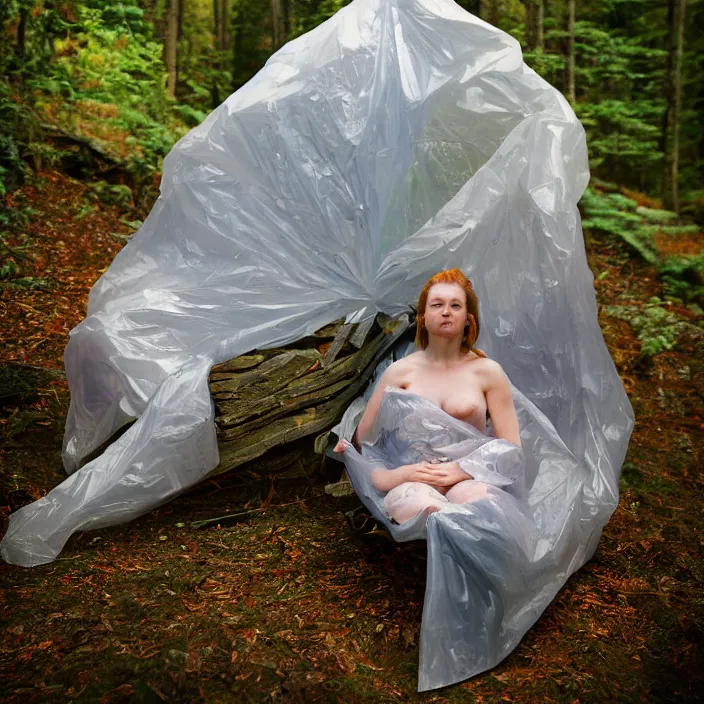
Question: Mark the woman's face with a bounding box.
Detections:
[424,282,469,341]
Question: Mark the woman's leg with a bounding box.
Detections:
[445,480,490,505]
[384,482,449,524]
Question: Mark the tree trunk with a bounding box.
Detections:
[215,0,228,51]
[536,0,544,50]
[213,0,220,48]
[525,1,536,51]
[663,0,687,213]
[271,0,280,51]
[230,17,240,94]
[221,0,229,49]
[17,5,28,59]
[489,0,500,27]
[281,0,289,45]
[661,0,675,204]
[165,0,180,97]
[207,314,412,479]
[567,0,576,103]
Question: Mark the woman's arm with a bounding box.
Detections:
[370,461,459,492]
[333,363,404,454]
[354,362,405,444]
[370,465,409,492]
[483,360,521,447]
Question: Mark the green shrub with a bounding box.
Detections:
[635,206,679,223]
[605,298,702,358]
[660,255,704,305]
[31,7,189,182]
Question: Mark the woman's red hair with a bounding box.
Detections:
[415,268,485,357]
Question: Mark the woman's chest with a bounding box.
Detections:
[402,371,487,427]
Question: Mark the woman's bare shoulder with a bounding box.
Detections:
[471,355,509,385]
[382,353,423,384]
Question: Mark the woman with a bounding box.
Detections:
[335,268,522,524]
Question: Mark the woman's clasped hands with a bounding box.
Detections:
[395,459,471,489]
[334,436,472,493]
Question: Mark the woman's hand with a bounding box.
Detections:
[402,461,448,484]
[333,439,351,453]
[371,462,435,492]
[421,460,472,487]
[371,461,472,492]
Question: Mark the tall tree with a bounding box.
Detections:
[486,0,500,27]
[16,3,28,59]
[165,0,180,97]
[271,0,289,50]
[535,0,544,50]
[215,0,228,51]
[567,0,575,103]
[271,0,280,50]
[281,0,290,45]
[662,0,687,213]
[523,0,544,51]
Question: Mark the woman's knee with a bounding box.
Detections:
[384,482,448,524]
[445,480,490,505]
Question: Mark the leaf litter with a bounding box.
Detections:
[0,171,702,702]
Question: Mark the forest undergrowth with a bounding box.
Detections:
[0,171,702,703]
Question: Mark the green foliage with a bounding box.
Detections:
[25,6,193,184]
[581,187,662,265]
[576,99,662,177]
[521,48,566,87]
[1,0,702,217]
[87,180,134,209]
[0,80,36,196]
[82,0,151,35]
[292,0,353,35]
[0,259,18,279]
[634,206,679,224]
[581,186,704,304]
[638,223,700,237]
[0,275,57,290]
[660,255,704,305]
[0,231,54,291]
[519,9,699,197]
[172,103,208,127]
[604,299,693,358]
[606,193,639,211]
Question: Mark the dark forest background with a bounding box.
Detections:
[1,0,703,327]
[1,0,702,207]
[1,4,703,702]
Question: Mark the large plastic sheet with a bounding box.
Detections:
[1,0,632,686]
[336,383,594,690]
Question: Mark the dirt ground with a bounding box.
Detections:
[1,173,703,703]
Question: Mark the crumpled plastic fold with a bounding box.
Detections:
[1,0,632,688]
[336,384,595,689]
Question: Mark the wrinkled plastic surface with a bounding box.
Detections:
[1,0,632,686]
[336,383,594,690]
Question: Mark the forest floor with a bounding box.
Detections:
[0,172,703,704]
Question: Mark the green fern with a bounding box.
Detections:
[635,206,679,223]
[604,301,700,358]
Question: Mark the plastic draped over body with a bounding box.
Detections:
[1,0,632,689]
[336,384,593,689]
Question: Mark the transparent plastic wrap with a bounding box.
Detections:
[1,4,632,688]
[336,382,597,690]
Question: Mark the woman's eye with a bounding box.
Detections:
[452,304,461,309]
